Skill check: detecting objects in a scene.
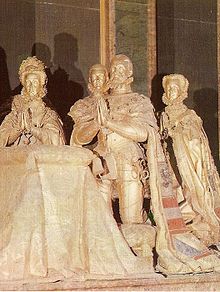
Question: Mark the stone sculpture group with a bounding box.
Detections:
[0,55,219,282]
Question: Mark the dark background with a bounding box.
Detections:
[156,0,219,169]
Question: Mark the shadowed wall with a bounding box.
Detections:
[157,0,219,169]
[0,0,100,142]
[115,0,149,95]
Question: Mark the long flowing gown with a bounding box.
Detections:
[162,104,220,246]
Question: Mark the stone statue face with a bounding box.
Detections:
[165,81,181,102]
[110,62,128,86]
[109,55,133,94]
[90,69,107,90]
[24,73,41,97]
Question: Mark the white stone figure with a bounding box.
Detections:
[161,73,220,246]
[0,61,155,282]
[68,63,114,211]
[68,60,157,264]
[69,58,220,276]
[69,57,157,224]
[0,56,65,146]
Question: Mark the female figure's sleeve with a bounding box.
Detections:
[0,110,22,146]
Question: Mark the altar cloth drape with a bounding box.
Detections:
[0,145,152,281]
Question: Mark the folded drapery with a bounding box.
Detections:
[0,145,152,281]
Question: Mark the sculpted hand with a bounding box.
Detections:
[23,110,32,133]
[97,97,109,127]
[30,124,41,138]
[14,112,24,133]
[20,112,28,132]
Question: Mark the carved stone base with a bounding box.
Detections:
[0,272,219,291]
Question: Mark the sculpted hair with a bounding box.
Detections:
[111,54,133,77]
[162,74,189,104]
[19,56,48,87]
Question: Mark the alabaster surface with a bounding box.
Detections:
[0,145,155,281]
[0,56,220,285]
[0,56,65,147]
[161,74,220,247]
[68,56,220,276]
[69,58,156,225]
